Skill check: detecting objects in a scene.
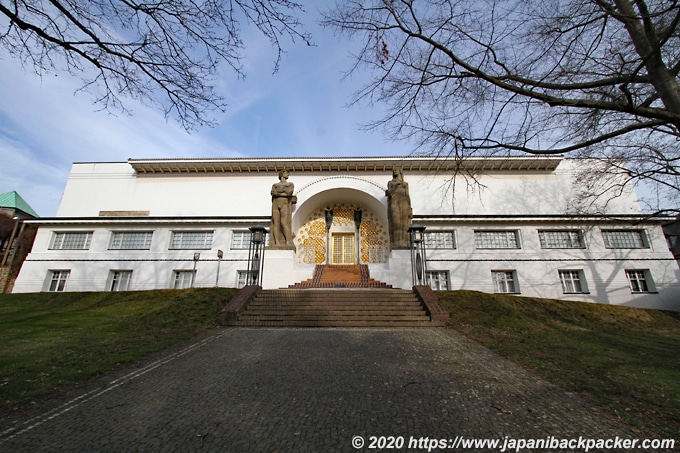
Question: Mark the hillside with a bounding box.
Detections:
[1,288,678,438]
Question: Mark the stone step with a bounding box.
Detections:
[241,309,427,316]
[237,314,429,322]
[224,287,437,328]
[232,320,434,328]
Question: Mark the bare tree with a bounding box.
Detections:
[324,0,680,212]
[0,0,311,129]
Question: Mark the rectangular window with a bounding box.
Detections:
[626,269,653,293]
[475,231,520,249]
[231,231,271,249]
[602,230,648,249]
[170,231,214,249]
[492,271,518,293]
[109,231,153,250]
[236,270,249,288]
[426,271,450,290]
[424,231,456,249]
[173,270,195,289]
[48,270,70,292]
[539,230,585,249]
[109,270,132,291]
[50,232,93,250]
[559,270,584,294]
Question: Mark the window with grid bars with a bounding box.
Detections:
[559,270,584,293]
[426,271,450,290]
[231,231,271,249]
[626,270,652,293]
[48,270,70,292]
[539,230,585,249]
[424,231,456,249]
[170,231,214,249]
[173,270,194,289]
[602,230,648,249]
[109,232,153,250]
[492,271,518,293]
[50,232,93,250]
[475,231,520,249]
[109,270,132,291]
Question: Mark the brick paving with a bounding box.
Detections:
[0,328,645,452]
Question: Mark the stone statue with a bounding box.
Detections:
[386,168,412,249]
[270,169,295,247]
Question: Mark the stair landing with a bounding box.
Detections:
[290,264,391,288]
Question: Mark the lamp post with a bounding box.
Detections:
[324,209,333,264]
[408,224,427,286]
[215,249,223,287]
[354,209,362,264]
[191,252,200,287]
[247,225,268,286]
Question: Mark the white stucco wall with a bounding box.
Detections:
[13,157,678,311]
[56,159,640,218]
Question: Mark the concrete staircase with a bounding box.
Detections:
[226,288,434,327]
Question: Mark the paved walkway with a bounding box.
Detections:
[0,328,642,452]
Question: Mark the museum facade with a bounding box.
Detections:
[12,156,680,310]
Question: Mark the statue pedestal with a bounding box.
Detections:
[262,248,297,289]
[386,249,415,289]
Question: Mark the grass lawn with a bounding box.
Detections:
[0,288,238,416]
[438,290,680,439]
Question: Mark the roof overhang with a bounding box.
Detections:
[128,156,563,175]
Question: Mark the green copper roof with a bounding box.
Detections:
[0,191,39,218]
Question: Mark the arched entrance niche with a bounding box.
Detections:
[293,185,389,265]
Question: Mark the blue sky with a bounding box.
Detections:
[0,2,411,217]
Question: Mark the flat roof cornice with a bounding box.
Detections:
[127,156,563,174]
[25,213,674,226]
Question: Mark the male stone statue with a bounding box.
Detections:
[386,168,412,249]
[270,169,295,247]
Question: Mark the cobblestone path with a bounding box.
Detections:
[0,328,642,452]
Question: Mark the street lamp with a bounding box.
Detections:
[215,249,223,287]
[324,209,333,264]
[354,209,362,264]
[408,224,427,286]
[247,225,268,286]
[191,252,200,287]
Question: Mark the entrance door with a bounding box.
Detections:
[331,233,355,264]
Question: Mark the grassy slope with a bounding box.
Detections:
[0,288,238,415]
[438,290,680,439]
[1,289,678,439]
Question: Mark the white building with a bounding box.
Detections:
[13,156,680,310]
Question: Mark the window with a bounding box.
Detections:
[426,271,450,290]
[236,270,249,288]
[475,231,520,249]
[602,230,648,249]
[48,270,70,292]
[170,231,213,249]
[109,270,132,291]
[559,270,585,294]
[50,232,93,250]
[424,231,456,249]
[626,270,654,293]
[539,230,585,249]
[173,270,195,289]
[231,231,271,249]
[110,232,153,250]
[492,271,518,293]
